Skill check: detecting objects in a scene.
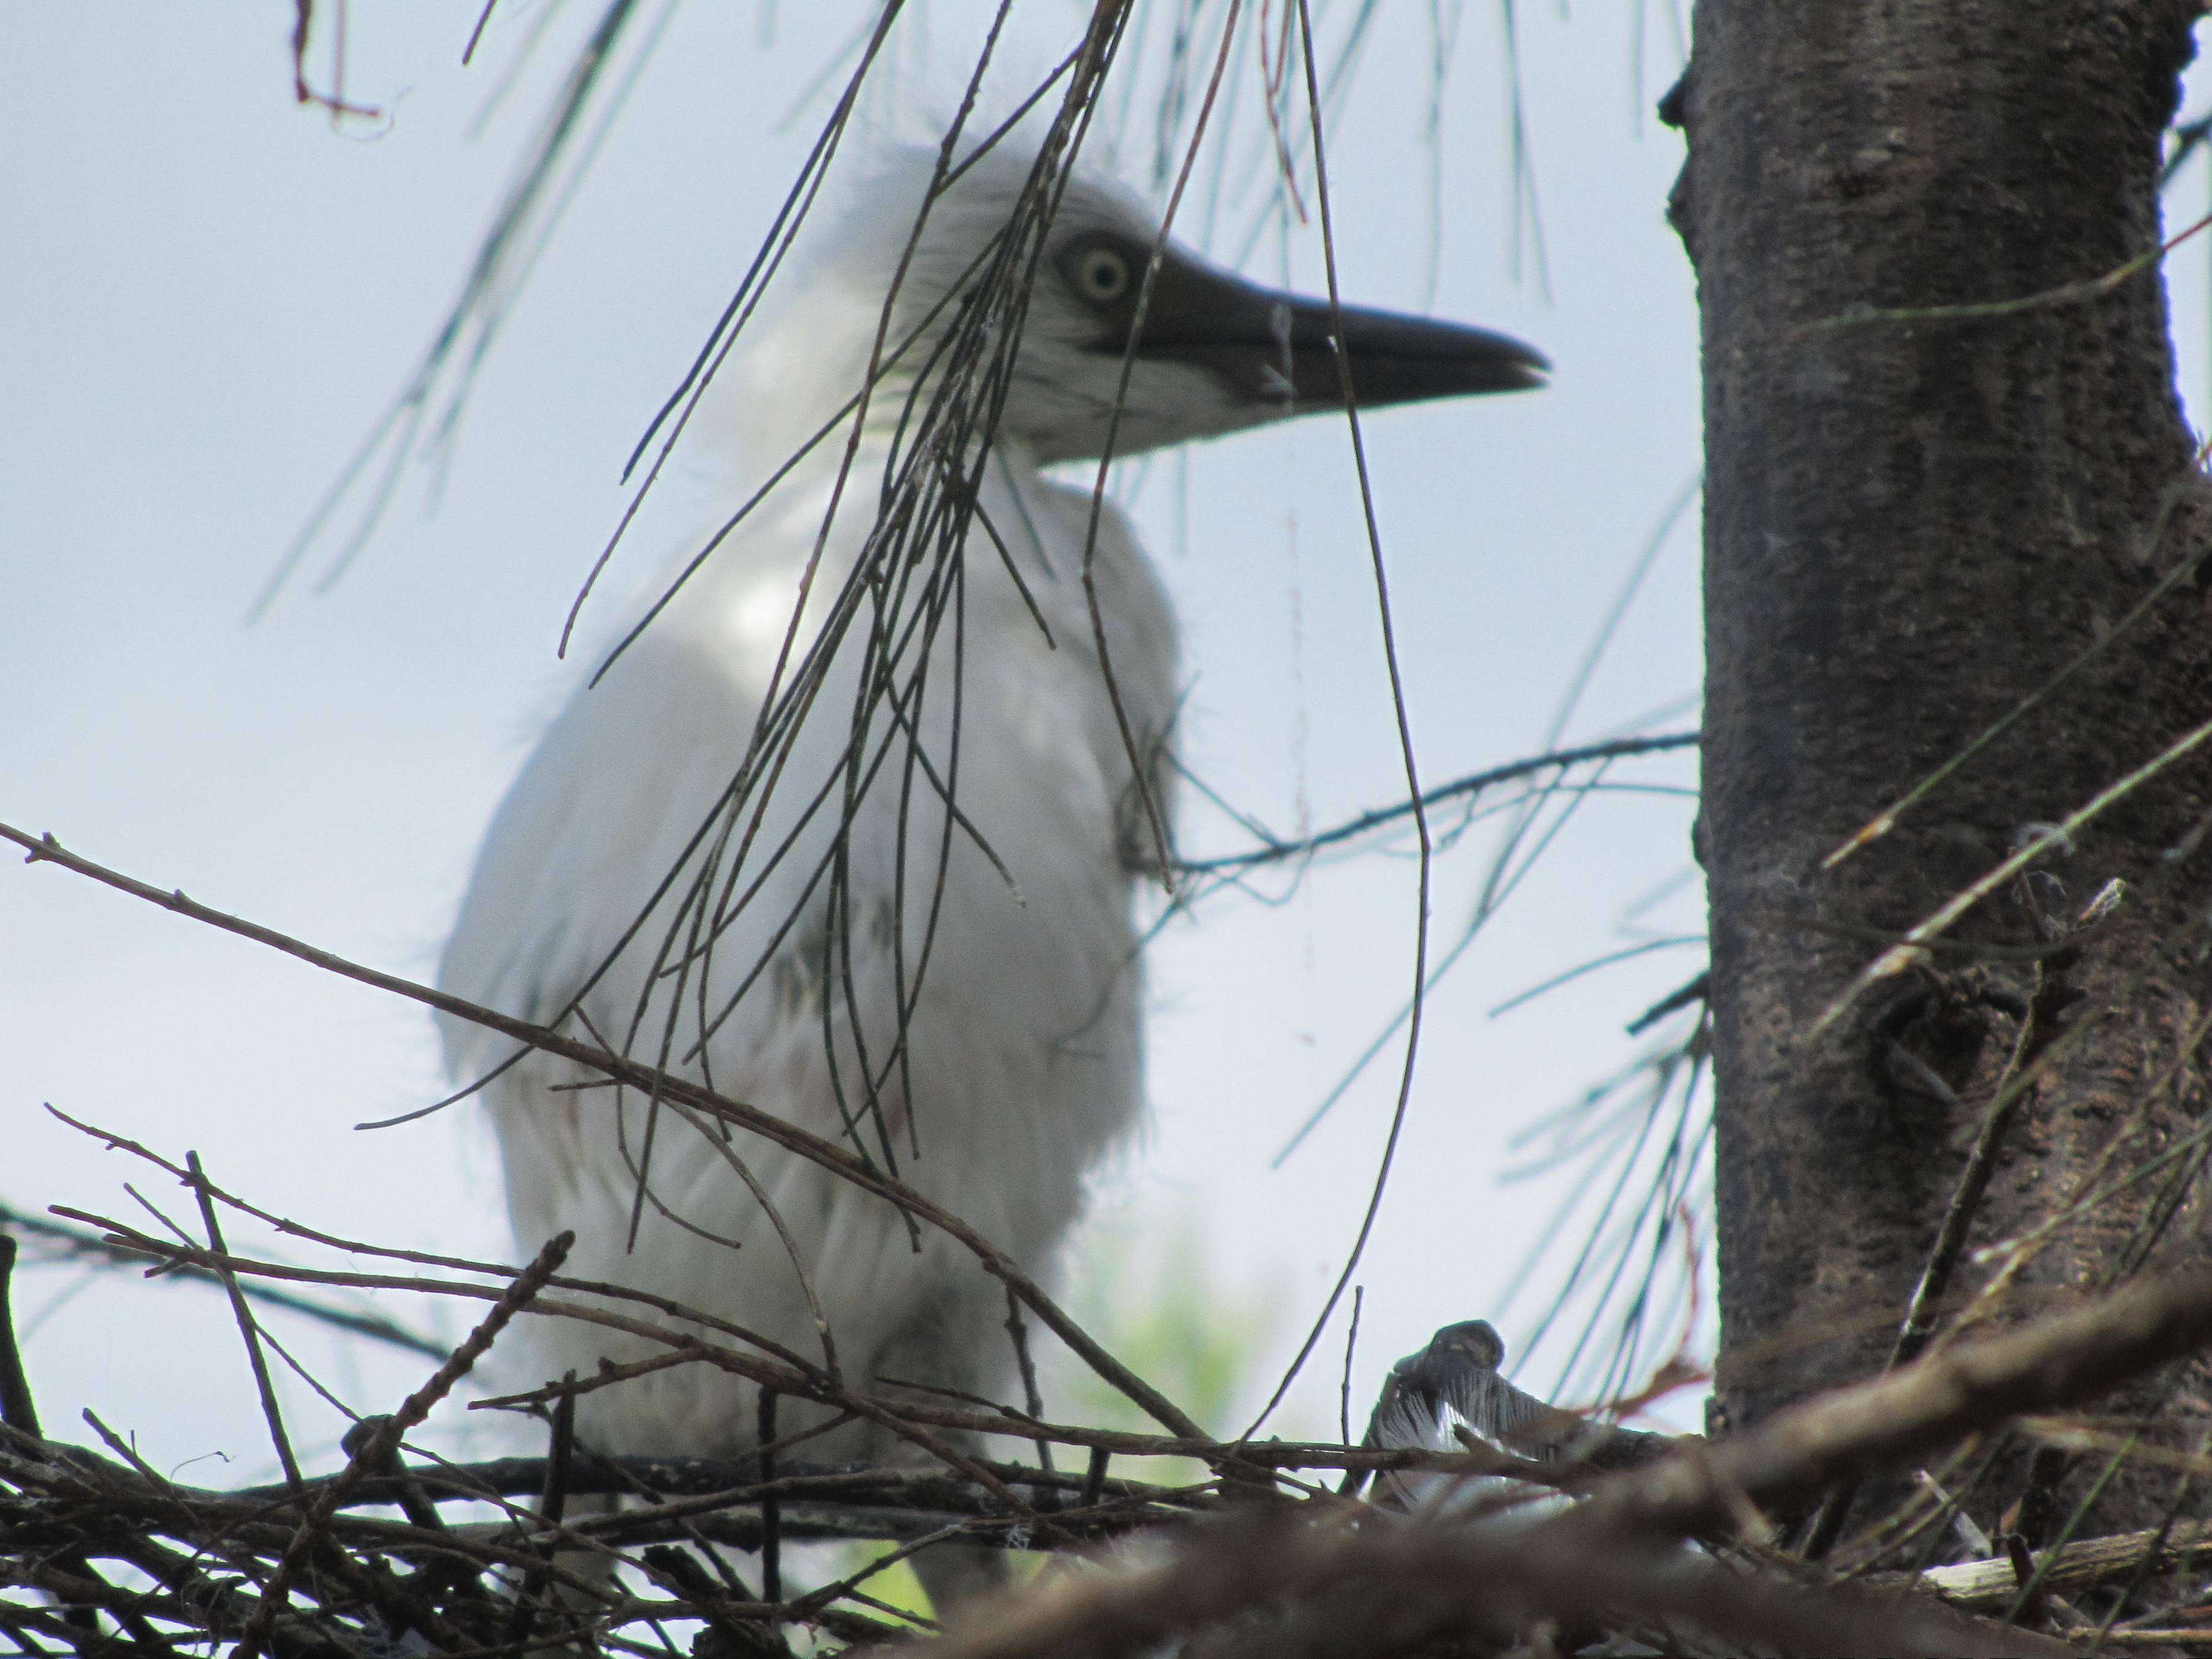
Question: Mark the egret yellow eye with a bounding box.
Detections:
[1073,245,1131,304]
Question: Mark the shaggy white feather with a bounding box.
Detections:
[438,151,1182,1473]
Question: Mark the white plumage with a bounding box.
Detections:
[436,142,1543,1591]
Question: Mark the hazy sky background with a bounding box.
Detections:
[6,3,2210,1482]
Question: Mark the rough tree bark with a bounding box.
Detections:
[1673,0,2212,1538]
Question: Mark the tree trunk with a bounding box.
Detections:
[1674,0,2212,1540]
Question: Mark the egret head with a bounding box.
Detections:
[740,146,1546,467]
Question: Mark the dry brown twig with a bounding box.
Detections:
[0,817,1204,1450]
[11,738,2200,1651]
[913,1266,2212,1658]
[11,1165,2212,1654]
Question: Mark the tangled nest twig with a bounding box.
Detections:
[10,1193,2212,1657]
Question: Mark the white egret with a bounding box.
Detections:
[436,143,1543,1599]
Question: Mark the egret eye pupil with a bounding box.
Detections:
[1079,249,1129,302]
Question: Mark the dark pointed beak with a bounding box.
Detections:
[1118,251,1548,414]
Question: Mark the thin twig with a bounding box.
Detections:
[1004,1285,1056,1481]
[460,0,500,64]
[1817,710,2212,1031]
[1574,1263,2212,1546]
[757,1386,783,1604]
[0,1201,447,1361]
[0,820,1206,1444]
[505,1373,579,1650]
[1338,1285,1364,1448]
[185,1151,302,1491]
[1824,459,2212,868]
[234,1231,573,1659]
[1800,207,2212,336]
[1244,0,1432,1439]
[1799,995,2043,1560]
[1176,731,1697,876]
[1624,968,1710,1036]
[0,1236,40,1438]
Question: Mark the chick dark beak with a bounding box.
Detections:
[1281,295,1550,402]
[1120,250,1548,413]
